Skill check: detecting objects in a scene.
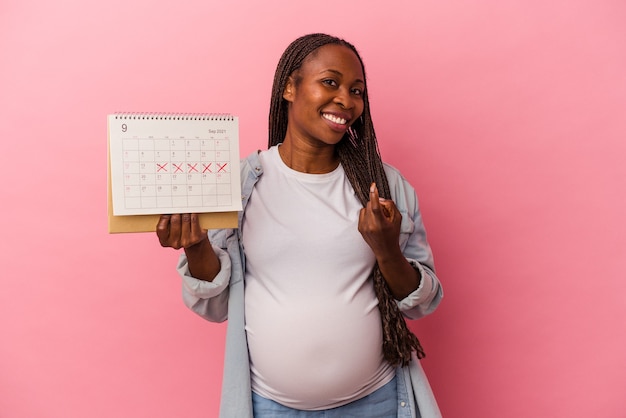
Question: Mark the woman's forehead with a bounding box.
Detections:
[300,44,364,79]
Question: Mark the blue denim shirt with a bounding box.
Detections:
[177,150,443,418]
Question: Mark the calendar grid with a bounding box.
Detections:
[109,114,242,216]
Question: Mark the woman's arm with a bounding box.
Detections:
[358,183,420,299]
[156,213,221,281]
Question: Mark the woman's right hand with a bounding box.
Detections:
[156,213,220,281]
[156,213,207,250]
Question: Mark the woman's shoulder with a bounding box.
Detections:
[382,161,420,212]
[240,150,264,175]
[382,161,413,189]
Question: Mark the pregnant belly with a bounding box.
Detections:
[245,301,391,410]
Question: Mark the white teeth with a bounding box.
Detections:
[323,113,347,125]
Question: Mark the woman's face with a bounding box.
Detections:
[283,44,365,147]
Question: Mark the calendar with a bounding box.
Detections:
[108,113,242,217]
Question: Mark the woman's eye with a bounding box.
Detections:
[322,79,337,87]
[351,88,363,96]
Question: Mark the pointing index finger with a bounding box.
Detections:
[370,182,380,211]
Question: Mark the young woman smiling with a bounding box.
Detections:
[157,33,443,418]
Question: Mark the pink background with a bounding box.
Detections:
[1,0,625,417]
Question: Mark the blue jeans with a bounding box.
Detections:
[252,376,398,417]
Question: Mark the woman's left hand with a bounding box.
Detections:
[358,183,402,259]
[358,182,420,299]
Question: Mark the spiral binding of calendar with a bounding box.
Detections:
[112,112,234,121]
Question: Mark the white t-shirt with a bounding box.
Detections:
[242,146,394,410]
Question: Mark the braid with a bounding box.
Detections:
[337,140,426,367]
[269,33,425,367]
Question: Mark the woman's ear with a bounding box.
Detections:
[282,76,295,102]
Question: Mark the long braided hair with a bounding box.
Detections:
[268,33,425,366]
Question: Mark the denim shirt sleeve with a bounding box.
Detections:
[384,163,443,320]
[177,242,232,323]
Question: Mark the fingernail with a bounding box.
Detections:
[370,182,376,193]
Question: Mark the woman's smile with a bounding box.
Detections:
[321,111,351,132]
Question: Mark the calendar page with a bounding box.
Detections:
[108,114,242,216]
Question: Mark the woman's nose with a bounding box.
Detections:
[333,87,354,109]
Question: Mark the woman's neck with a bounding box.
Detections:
[277,139,339,174]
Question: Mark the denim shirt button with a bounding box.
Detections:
[400,401,407,407]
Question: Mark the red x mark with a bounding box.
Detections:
[187,163,198,173]
[202,163,212,173]
[217,163,228,172]
[173,163,183,173]
[156,163,168,172]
